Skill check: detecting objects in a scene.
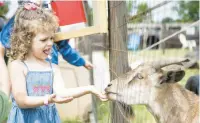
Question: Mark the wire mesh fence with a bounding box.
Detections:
[73,1,199,123]
[59,0,200,123]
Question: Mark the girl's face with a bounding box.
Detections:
[30,32,54,60]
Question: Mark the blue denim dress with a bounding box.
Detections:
[7,61,61,123]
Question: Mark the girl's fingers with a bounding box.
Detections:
[98,94,108,101]
[100,98,108,102]
[84,61,94,70]
[89,86,109,101]
[100,94,108,99]
[48,94,56,103]
[50,94,56,98]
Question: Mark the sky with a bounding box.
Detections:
[130,0,179,22]
[5,0,179,22]
[5,1,18,18]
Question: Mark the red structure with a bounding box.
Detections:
[51,1,86,26]
[0,2,4,7]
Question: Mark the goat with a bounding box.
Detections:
[105,59,199,123]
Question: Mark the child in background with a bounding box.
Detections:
[7,3,107,123]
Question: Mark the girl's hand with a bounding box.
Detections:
[89,86,108,102]
[84,61,93,70]
[97,93,108,102]
[48,94,74,104]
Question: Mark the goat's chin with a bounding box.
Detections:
[106,93,117,101]
[107,94,127,104]
[107,95,117,101]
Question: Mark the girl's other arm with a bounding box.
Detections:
[55,40,86,66]
[0,43,10,96]
[0,16,16,96]
[53,65,107,101]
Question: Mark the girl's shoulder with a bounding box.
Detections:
[51,63,61,73]
[9,60,24,68]
[51,63,58,68]
[8,60,27,74]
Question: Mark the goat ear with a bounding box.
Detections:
[162,70,185,84]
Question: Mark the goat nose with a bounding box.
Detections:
[107,83,112,87]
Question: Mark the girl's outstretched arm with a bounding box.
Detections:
[9,60,73,109]
[53,65,107,101]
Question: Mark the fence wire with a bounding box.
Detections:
[74,0,199,123]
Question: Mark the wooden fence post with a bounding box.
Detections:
[108,1,131,123]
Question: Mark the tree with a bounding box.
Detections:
[0,1,9,18]
[162,17,174,23]
[0,2,9,30]
[109,1,133,123]
[132,2,150,23]
[83,1,93,26]
[174,1,199,22]
[126,1,135,16]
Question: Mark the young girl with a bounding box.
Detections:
[7,4,107,123]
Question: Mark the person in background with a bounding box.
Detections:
[185,75,199,95]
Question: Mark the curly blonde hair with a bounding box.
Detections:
[9,6,58,60]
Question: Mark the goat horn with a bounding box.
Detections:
[152,58,190,69]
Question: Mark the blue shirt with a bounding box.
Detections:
[0,16,85,66]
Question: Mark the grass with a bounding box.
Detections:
[97,102,111,123]
[132,105,156,123]
[62,117,82,123]
[105,48,191,63]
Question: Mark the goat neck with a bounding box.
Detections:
[147,84,199,123]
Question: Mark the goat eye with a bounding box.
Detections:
[152,69,156,73]
[137,73,143,79]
